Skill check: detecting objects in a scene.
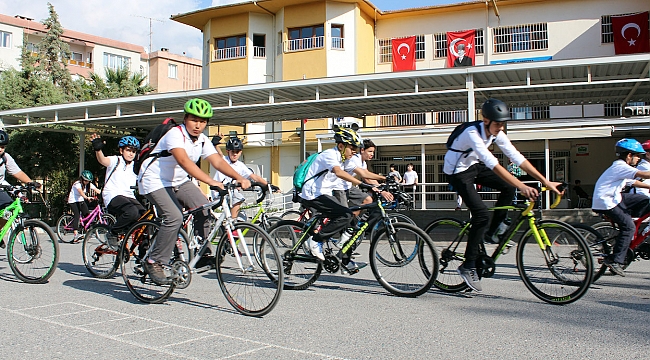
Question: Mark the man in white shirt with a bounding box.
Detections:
[443,98,561,292]
[632,140,650,198]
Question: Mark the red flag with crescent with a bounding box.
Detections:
[392,36,416,72]
[612,12,649,55]
[446,30,476,68]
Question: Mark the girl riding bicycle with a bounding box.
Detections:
[67,170,100,242]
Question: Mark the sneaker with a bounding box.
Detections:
[457,264,482,292]
[603,258,626,277]
[341,260,367,275]
[72,233,83,243]
[195,255,216,270]
[143,260,172,285]
[306,237,325,261]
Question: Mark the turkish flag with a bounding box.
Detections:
[446,30,476,68]
[612,12,649,55]
[392,36,416,72]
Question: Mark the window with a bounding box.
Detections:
[604,103,621,117]
[331,24,344,49]
[287,25,324,51]
[415,35,425,60]
[214,34,246,60]
[377,35,425,63]
[433,29,484,58]
[0,31,11,48]
[493,23,548,53]
[103,52,131,70]
[601,14,650,43]
[168,63,178,79]
[71,52,83,61]
[26,42,37,53]
[509,106,550,120]
[253,34,265,57]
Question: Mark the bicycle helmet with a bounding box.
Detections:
[118,136,140,150]
[0,130,8,146]
[616,138,645,155]
[333,127,362,148]
[642,140,650,151]
[81,170,94,181]
[225,137,244,151]
[481,98,511,122]
[184,98,213,119]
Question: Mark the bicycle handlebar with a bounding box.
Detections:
[521,182,567,216]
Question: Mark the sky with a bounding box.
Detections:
[0,0,457,59]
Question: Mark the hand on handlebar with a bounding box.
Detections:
[518,185,539,201]
[380,190,394,202]
[239,179,252,190]
[544,181,565,196]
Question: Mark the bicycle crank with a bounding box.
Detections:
[171,259,191,289]
[476,255,496,278]
[322,254,340,273]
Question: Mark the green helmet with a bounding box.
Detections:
[81,170,93,181]
[184,98,213,119]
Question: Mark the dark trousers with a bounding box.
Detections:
[70,201,89,231]
[300,194,352,243]
[448,163,516,265]
[107,195,145,234]
[594,193,650,264]
[0,191,13,209]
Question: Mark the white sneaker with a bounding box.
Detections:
[306,237,325,261]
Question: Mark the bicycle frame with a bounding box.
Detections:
[0,196,25,239]
[604,211,650,251]
[65,204,107,231]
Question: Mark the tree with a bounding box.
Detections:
[38,2,75,98]
[81,67,154,100]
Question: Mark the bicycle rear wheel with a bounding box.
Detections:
[216,222,283,317]
[8,219,59,284]
[99,213,117,226]
[517,220,592,304]
[571,223,609,282]
[424,218,468,292]
[280,210,303,221]
[369,222,439,297]
[267,220,322,290]
[56,214,76,243]
[591,222,634,277]
[82,225,119,278]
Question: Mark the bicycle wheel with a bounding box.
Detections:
[369,222,439,297]
[571,223,608,282]
[267,220,322,290]
[516,220,592,305]
[120,221,178,304]
[591,222,634,276]
[280,210,303,221]
[56,214,76,243]
[8,219,59,284]
[99,213,117,226]
[215,222,283,316]
[369,212,416,244]
[424,218,468,292]
[82,224,119,278]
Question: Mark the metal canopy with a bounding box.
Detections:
[0,53,648,134]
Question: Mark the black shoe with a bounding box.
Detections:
[0,240,4,249]
[603,258,626,277]
[195,255,216,270]
[457,264,482,292]
[143,261,172,285]
[483,234,499,244]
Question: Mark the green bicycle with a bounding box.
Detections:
[0,184,58,283]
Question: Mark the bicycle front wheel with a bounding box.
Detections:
[82,225,119,278]
[369,212,416,245]
[267,220,322,290]
[56,214,76,243]
[215,222,283,317]
[99,213,117,226]
[370,223,439,297]
[591,222,634,278]
[517,220,592,305]
[571,223,608,282]
[424,218,468,292]
[8,219,59,283]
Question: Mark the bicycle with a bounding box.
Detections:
[425,185,593,304]
[0,184,58,283]
[267,182,439,297]
[281,205,312,222]
[120,183,283,317]
[56,199,116,243]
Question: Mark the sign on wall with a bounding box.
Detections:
[576,144,589,156]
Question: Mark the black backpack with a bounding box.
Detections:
[446,121,482,155]
[134,118,178,175]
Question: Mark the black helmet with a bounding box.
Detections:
[226,137,244,151]
[0,130,8,146]
[481,98,511,122]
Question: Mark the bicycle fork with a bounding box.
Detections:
[224,222,255,273]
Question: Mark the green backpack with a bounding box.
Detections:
[292,152,328,201]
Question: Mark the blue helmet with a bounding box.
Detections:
[118,136,140,150]
[615,138,645,155]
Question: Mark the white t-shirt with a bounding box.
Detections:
[102,156,137,205]
[0,153,23,186]
[138,124,218,195]
[443,122,526,175]
[338,153,366,190]
[634,159,650,198]
[403,170,418,185]
[300,147,343,201]
[68,181,99,203]
[592,160,639,210]
[214,155,253,184]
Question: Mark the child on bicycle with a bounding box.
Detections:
[67,170,100,242]
[631,140,650,197]
[138,98,250,285]
[91,134,146,245]
[444,98,561,292]
[298,126,375,262]
[592,139,650,276]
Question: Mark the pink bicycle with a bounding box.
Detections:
[56,200,116,243]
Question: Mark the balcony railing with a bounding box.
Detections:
[331,37,344,50]
[67,59,93,68]
[253,46,266,58]
[285,36,324,52]
[213,45,246,61]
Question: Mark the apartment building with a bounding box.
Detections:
[149,48,202,93]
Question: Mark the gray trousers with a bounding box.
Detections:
[145,181,209,263]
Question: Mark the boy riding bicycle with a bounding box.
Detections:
[443,98,561,292]
[592,139,650,276]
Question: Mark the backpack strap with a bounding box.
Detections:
[0,154,6,168]
[447,121,482,156]
[104,157,121,185]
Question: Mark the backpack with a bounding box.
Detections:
[134,118,177,175]
[446,121,482,155]
[292,152,327,202]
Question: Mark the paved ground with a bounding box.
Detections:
[0,239,649,360]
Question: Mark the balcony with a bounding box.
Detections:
[284,36,324,52]
[331,37,344,50]
[67,59,93,69]
[253,46,266,58]
[212,45,246,61]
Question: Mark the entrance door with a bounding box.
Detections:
[552,156,569,208]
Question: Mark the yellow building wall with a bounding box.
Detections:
[208,14,249,87]
[355,7,375,75]
[282,2,327,80]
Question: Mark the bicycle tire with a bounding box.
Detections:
[369,212,416,246]
[570,223,609,282]
[215,222,283,316]
[120,221,182,304]
[266,220,322,290]
[280,210,303,221]
[369,222,439,297]
[423,218,469,292]
[8,219,59,284]
[82,224,119,278]
[516,220,592,305]
[56,214,77,243]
